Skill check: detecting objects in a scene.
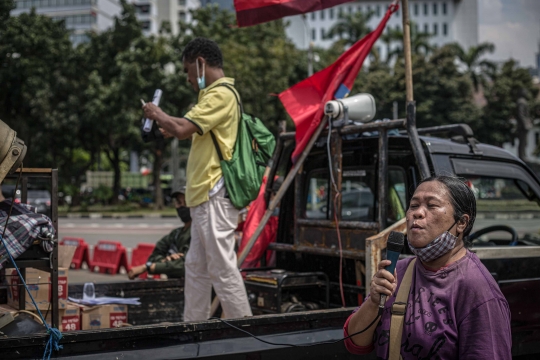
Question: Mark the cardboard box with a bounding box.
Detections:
[31,305,81,332]
[80,304,128,330]
[0,304,17,329]
[6,267,69,310]
[5,245,76,311]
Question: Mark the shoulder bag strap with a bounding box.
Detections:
[210,83,243,160]
[388,258,417,360]
[210,131,224,161]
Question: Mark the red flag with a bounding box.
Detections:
[279,4,399,163]
[238,176,279,269]
[234,0,351,27]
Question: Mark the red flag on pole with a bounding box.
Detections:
[279,3,399,163]
[238,176,279,269]
[234,0,351,28]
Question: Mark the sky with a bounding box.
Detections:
[479,0,540,68]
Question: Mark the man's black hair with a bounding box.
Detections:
[417,175,477,247]
[181,37,223,68]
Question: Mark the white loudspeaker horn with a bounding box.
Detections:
[324,93,376,123]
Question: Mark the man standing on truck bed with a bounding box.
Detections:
[142,37,252,321]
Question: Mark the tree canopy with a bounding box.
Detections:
[0,5,538,204]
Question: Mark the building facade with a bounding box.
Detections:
[133,0,200,36]
[286,0,478,61]
[11,0,122,45]
[10,0,202,43]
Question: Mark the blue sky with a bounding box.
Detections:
[479,0,540,68]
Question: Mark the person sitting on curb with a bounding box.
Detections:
[128,185,191,279]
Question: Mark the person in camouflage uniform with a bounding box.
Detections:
[128,186,191,279]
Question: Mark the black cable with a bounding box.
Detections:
[208,308,381,348]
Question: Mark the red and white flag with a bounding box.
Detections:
[234,0,351,27]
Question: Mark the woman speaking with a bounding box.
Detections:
[344,176,512,359]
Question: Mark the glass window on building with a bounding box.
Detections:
[338,7,343,18]
[348,6,352,14]
[330,8,334,19]
[141,21,151,30]
[433,23,438,35]
[135,4,150,14]
[424,3,428,15]
[357,6,362,13]
[179,11,186,22]
[311,11,315,21]
[367,5,371,13]
[443,23,448,36]
[424,23,429,33]
[443,2,447,15]
[376,5,381,17]
[320,9,325,20]
[433,3,438,15]
[321,28,325,39]
[414,3,419,16]
[178,0,186,6]
[312,28,316,41]
[395,6,400,17]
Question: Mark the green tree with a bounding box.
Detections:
[448,42,496,92]
[0,8,87,194]
[479,59,539,147]
[386,23,434,63]
[325,10,374,48]
[173,6,303,133]
[355,45,481,131]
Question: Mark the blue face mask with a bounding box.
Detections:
[196,58,206,90]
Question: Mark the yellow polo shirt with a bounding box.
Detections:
[184,77,239,207]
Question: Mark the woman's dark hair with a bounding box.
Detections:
[417,175,477,247]
[181,37,223,68]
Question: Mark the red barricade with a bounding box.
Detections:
[91,240,129,274]
[130,243,159,279]
[60,237,91,269]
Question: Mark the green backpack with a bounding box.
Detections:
[209,83,276,209]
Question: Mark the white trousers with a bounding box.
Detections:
[184,187,253,321]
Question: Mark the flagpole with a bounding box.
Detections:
[401,0,413,102]
[400,0,430,179]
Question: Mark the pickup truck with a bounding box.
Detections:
[1,119,540,359]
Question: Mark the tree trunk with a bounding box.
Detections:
[105,148,121,205]
[517,131,528,162]
[152,143,165,210]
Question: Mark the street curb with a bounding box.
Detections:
[60,213,178,219]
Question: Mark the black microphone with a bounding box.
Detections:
[379,231,405,310]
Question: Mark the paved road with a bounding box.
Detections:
[58,218,182,283]
[58,218,183,249]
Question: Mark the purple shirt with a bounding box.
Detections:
[345,251,512,359]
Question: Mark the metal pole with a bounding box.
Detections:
[401,0,430,179]
[401,0,413,102]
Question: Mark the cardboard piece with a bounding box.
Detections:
[6,268,69,310]
[0,304,17,329]
[5,245,75,310]
[58,245,77,268]
[78,304,129,330]
[31,305,80,332]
